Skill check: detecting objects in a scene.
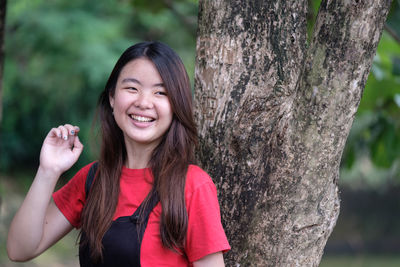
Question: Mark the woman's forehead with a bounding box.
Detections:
[118,58,163,85]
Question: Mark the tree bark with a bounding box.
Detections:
[0,0,6,123]
[194,0,392,266]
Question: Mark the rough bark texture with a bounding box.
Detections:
[0,0,6,123]
[194,0,392,266]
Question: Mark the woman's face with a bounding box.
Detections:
[110,58,173,151]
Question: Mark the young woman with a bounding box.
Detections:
[7,41,230,266]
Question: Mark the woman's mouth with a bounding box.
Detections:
[130,114,155,122]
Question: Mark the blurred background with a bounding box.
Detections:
[0,0,399,266]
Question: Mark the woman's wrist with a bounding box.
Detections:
[36,165,62,183]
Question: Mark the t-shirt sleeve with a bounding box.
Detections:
[184,166,231,262]
[52,163,94,228]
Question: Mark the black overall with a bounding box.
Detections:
[79,163,159,267]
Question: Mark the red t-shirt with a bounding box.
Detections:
[53,163,230,266]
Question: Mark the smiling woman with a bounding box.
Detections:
[6,41,230,267]
[110,58,173,163]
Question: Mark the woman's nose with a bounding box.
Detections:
[134,92,153,109]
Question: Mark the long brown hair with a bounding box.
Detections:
[80,42,197,261]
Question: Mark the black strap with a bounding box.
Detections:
[85,162,98,198]
[131,190,160,242]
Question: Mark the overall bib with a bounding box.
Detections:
[79,163,159,267]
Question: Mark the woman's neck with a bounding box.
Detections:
[124,140,158,169]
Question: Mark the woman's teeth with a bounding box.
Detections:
[130,115,154,122]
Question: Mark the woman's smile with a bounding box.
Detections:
[130,114,155,123]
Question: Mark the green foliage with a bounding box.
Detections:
[341,31,400,185]
[0,0,197,172]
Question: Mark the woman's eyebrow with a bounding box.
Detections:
[153,82,165,87]
[121,78,141,85]
[121,78,164,88]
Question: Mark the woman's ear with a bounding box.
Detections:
[109,94,114,110]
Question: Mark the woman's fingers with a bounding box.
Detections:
[63,124,80,137]
[52,125,80,141]
[48,127,61,139]
[58,125,70,140]
[72,126,80,136]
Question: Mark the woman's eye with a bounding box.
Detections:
[156,91,167,96]
[128,87,138,91]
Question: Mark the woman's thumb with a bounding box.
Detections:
[73,135,84,154]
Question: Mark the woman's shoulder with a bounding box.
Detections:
[187,164,212,181]
[185,164,216,193]
[74,161,98,178]
[63,161,98,187]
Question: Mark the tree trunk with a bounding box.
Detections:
[194,0,392,266]
[0,0,6,123]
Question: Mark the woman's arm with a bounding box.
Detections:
[7,124,83,261]
[193,252,225,267]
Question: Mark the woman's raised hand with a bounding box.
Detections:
[39,124,84,176]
